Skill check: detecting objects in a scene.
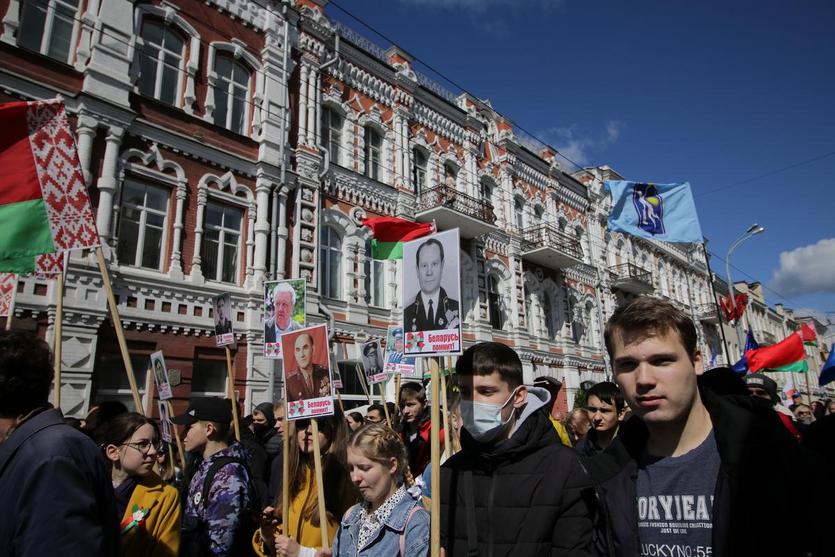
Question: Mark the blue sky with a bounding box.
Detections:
[327,0,835,325]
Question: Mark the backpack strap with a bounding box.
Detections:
[399,502,423,556]
[200,456,243,511]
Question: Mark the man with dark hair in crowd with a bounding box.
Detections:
[0,331,119,555]
[174,397,253,556]
[440,342,592,556]
[575,381,626,456]
[399,381,443,477]
[587,296,824,557]
[744,373,801,442]
[366,403,386,424]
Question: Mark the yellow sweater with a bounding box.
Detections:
[549,415,573,447]
[120,474,181,557]
[253,467,350,556]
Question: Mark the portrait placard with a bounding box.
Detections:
[212,293,235,347]
[382,325,417,376]
[157,400,173,443]
[402,228,462,356]
[150,351,173,400]
[264,279,306,359]
[359,339,386,385]
[330,352,343,389]
[279,324,334,419]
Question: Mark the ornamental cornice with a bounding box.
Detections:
[552,185,589,213]
[563,264,598,286]
[512,162,549,191]
[412,102,464,143]
[483,230,511,256]
[327,60,396,106]
[206,0,268,29]
[323,166,398,216]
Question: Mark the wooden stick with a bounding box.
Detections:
[440,357,452,460]
[225,346,241,441]
[380,383,392,428]
[281,412,289,534]
[52,272,64,408]
[95,247,143,413]
[394,373,402,404]
[166,400,187,470]
[335,390,345,416]
[4,274,16,331]
[356,363,373,405]
[430,357,441,557]
[311,419,330,550]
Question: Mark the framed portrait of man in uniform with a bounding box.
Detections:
[402,228,462,356]
[264,279,306,359]
[359,339,386,385]
[279,324,334,419]
[213,293,234,347]
[383,325,417,377]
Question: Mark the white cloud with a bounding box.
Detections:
[538,120,624,168]
[770,238,835,296]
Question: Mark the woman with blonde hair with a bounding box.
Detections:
[254,412,357,557]
[331,422,429,556]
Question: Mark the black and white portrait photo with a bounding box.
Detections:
[213,293,234,346]
[402,228,462,356]
[360,339,386,384]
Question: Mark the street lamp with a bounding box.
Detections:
[725,223,766,355]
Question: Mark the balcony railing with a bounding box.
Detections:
[609,263,654,294]
[694,303,720,323]
[520,225,584,268]
[416,185,496,223]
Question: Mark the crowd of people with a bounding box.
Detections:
[0,296,831,556]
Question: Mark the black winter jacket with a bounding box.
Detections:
[440,404,593,557]
[0,407,120,556]
[581,388,826,557]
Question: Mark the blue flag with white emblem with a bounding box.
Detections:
[604,181,704,243]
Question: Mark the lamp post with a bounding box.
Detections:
[725,223,765,355]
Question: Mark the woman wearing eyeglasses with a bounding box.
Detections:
[97,412,181,557]
[254,411,357,557]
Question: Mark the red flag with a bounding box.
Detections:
[746,333,805,373]
[720,293,747,322]
[800,323,817,345]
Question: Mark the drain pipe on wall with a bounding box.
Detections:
[271,4,291,280]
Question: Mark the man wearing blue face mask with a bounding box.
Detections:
[439,342,593,556]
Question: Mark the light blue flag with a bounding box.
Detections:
[604,181,704,243]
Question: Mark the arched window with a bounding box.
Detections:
[364,239,385,307]
[137,20,185,105]
[543,292,556,339]
[412,148,427,194]
[480,179,493,206]
[443,162,457,190]
[514,198,525,230]
[364,126,382,180]
[202,202,243,284]
[213,54,250,134]
[18,0,79,64]
[322,107,343,165]
[488,274,503,330]
[319,226,342,299]
[534,205,544,226]
[116,181,169,271]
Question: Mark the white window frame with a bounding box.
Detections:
[204,41,263,138]
[136,20,186,105]
[319,225,342,300]
[413,147,428,194]
[322,106,344,166]
[116,179,170,271]
[364,240,385,308]
[364,126,383,181]
[202,200,244,284]
[17,0,80,64]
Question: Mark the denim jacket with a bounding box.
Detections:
[331,489,430,557]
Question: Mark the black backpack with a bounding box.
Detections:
[181,456,259,556]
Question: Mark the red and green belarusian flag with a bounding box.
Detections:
[362,216,434,259]
[799,322,818,346]
[747,332,808,373]
[0,99,99,274]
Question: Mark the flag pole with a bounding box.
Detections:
[95,247,143,414]
[430,356,441,557]
[380,382,392,428]
[4,275,16,331]
[700,243,731,365]
[311,418,330,551]
[225,346,241,441]
[52,270,65,408]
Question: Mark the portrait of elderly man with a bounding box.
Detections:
[362,340,384,379]
[265,281,303,344]
[403,237,460,332]
[284,331,330,402]
[386,327,406,364]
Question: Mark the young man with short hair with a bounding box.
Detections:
[575,381,626,456]
[439,342,592,556]
[365,403,385,424]
[588,296,824,557]
[175,397,253,556]
[0,331,119,555]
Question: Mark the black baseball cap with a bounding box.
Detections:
[171,397,232,425]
